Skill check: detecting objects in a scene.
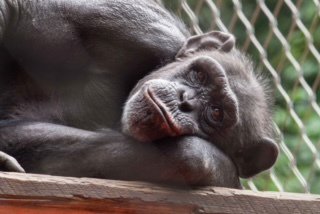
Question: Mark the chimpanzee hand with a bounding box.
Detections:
[155,136,241,188]
[0,151,25,173]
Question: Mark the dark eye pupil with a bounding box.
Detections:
[212,107,223,121]
[196,71,205,82]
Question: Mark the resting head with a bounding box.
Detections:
[122,31,279,178]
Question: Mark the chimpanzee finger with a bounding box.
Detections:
[0,151,25,173]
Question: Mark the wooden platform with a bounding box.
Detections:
[0,172,319,213]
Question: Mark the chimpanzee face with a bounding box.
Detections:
[122,31,278,178]
[122,55,238,142]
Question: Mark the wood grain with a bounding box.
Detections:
[0,172,319,213]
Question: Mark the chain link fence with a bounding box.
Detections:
[163,0,320,194]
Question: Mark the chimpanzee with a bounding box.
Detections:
[0,0,277,188]
[123,30,278,179]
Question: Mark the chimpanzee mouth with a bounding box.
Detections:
[145,88,181,136]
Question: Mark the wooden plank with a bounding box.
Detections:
[0,172,319,213]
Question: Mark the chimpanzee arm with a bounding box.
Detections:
[0,121,240,187]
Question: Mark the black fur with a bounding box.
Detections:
[0,0,277,188]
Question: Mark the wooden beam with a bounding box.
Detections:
[0,172,319,213]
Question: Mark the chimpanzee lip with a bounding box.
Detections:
[145,88,181,136]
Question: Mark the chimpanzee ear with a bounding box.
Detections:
[176,31,235,59]
[235,137,279,178]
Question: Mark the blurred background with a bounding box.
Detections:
[162,0,320,194]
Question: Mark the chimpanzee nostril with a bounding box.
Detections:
[179,90,186,102]
[178,91,194,112]
[179,101,193,112]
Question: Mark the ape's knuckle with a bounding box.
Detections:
[177,144,211,181]
[177,157,211,185]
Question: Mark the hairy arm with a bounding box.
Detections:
[0,121,240,187]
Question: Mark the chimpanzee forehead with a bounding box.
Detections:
[196,50,254,77]
[130,49,256,95]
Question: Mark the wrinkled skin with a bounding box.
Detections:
[123,56,239,142]
[123,31,279,178]
[0,0,244,188]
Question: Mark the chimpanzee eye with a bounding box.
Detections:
[211,106,223,122]
[204,105,224,126]
[190,70,207,84]
[196,70,206,82]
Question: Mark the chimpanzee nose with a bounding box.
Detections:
[178,90,194,112]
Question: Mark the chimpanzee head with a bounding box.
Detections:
[122,31,278,178]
